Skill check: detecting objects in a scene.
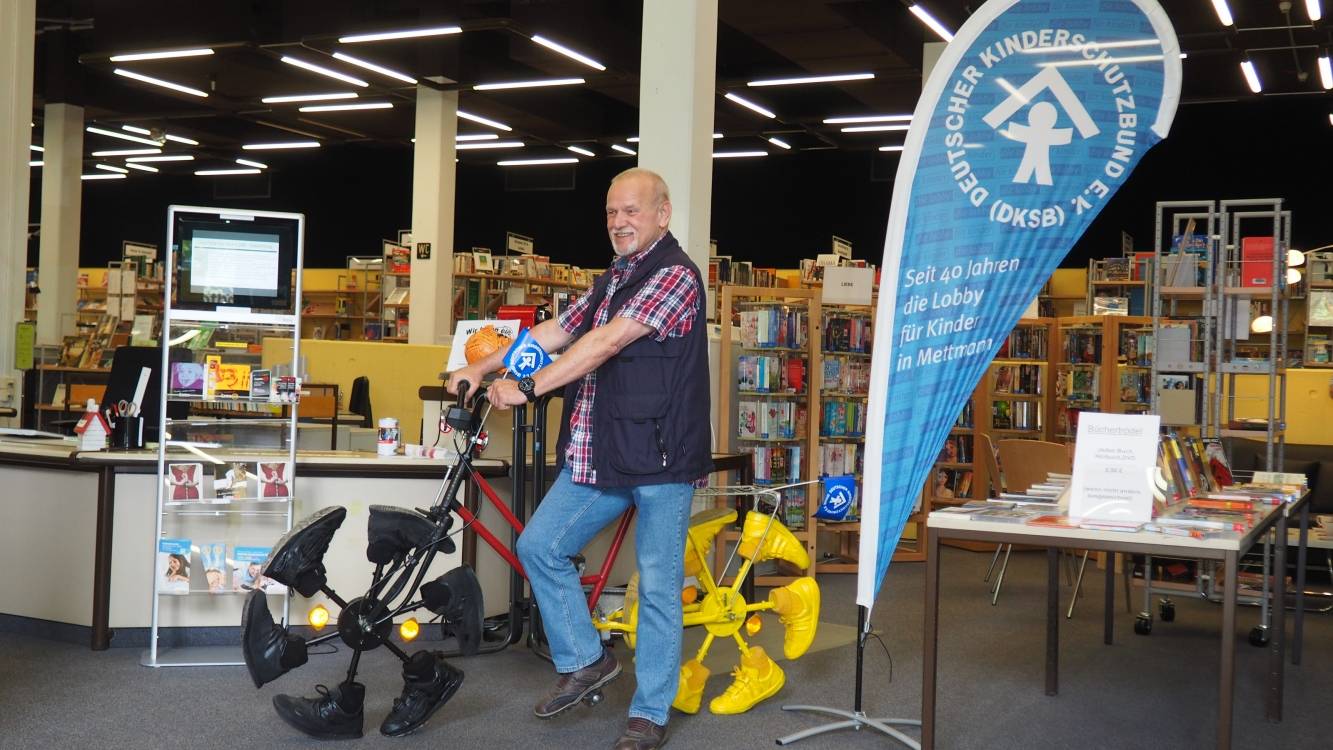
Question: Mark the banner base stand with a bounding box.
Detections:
[774,606,920,749]
[775,707,921,748]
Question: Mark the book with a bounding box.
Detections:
[233,546,286,594]
[970,508,1042,523]
[158,538,192,595]
[214,462,256,500]
[1026,514,1082,529]
[250,369,271,399]
[198,541,229,594]
[169,362,205,396]
[258,461,292,500]
[164,462,205,502]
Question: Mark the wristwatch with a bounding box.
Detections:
[517,376,538,402]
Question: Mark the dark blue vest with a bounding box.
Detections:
[554,231,712,487]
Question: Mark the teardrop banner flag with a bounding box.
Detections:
[857,0,1182,609]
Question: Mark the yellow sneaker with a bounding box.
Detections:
[737,511,810,569]
[769,576,820,660]
[708,647,786,715]
[684,508,736,578]
[671,658,711,714]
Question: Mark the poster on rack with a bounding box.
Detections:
[857,0,1182,610]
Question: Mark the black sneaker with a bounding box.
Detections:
[533,649,622,719]
[380,651,465,737]
[613,717,668,750]
[272,681,365,740]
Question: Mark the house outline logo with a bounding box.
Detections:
[982,66,1100,186]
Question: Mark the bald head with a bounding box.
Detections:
[606,168,672,257]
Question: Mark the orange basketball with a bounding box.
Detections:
[464,325,514,370]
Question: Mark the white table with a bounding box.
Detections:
[921,494,1312,750]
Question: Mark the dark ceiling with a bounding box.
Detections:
[29,0,1333,178]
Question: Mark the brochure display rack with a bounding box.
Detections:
[143,205,304,668]
[1150,201,1218,428]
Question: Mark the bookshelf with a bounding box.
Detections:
[987,318,1056,442]
[815,303,900,568]
[1302,249,1333,367]
[718,285,820,586]
[1052,315,1153,442]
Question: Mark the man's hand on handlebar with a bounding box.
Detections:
[445,365,487,400]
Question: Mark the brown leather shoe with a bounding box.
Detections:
[533,649,622,719]
[613,717,668,749]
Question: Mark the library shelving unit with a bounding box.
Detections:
[1214,198,1289,469]
[1052,315,1153,442]
[144,206,303,668]
[987,318,1056,443]
[1304,249,1333,367]
[814,302,899,568]
[1086,256,1149,316]
[381,242,411,342]
[718,285,820,586]
[1150,200,1218,428]
[301,256,384,342]
[452,272,589,321]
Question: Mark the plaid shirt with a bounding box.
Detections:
[557,237,700,485]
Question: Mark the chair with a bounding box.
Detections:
[988,440,1073,606]
[348,375,373,428]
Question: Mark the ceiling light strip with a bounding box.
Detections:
[298,102,394,112]
[456,133,499,141]
[566,145,595,157]
[242,141,321,150]
[262,92,358,103]
[95,164,129,173]
[331,52,418,84]
[127,154,194,162]
[1240,59,1262,93]
[530,35,606,71]
[122,124,153,135]
[714,151,767,158]
[841,124,912,133]
[109,48,214,62]
[164,134,199,145]
[497,157,579,166]
[748,72,874,87]
[338,26,462,44]
[86,126,161,146]
[767,137,791,150]
[474,77,585,91]
[195,168,261,176]
[124,162,159,173]
[236,159,268,169]
[723,92,776,119]
[29,144,43,152]
[611,144,636,155]
[1211,0,1234,27]
[823,114,912,124]
[92,148,161,156]
[909,4,955,42]
[1308,0,1323,22]
[1318,52,1332,90]
[280,56,369,88]
[82,173,126,180]
[113,68,209,97]
[455,141,525,150]
[457,110,512,131]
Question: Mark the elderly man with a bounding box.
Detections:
[449,168,708,749]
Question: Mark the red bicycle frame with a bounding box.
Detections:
[453,468,636,612]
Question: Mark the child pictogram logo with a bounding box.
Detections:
[982,67,1099,186]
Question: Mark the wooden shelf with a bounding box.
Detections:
[990,393,1042,401]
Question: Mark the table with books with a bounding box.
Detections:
[920,482,1312,750]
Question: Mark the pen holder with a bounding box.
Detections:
[112,416,145,451]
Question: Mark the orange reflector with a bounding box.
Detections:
[681,585,699,605]
[308,605,330,631]
[745,614,762,636]
[400,618,420,642]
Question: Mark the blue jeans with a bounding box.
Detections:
[516,468,692,726]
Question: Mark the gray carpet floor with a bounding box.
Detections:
[2,547,1330,749]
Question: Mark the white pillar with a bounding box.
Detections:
[0,1,36,421]
[408,82,459,345]
[37,102,82,345]
[637,0,718,274]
